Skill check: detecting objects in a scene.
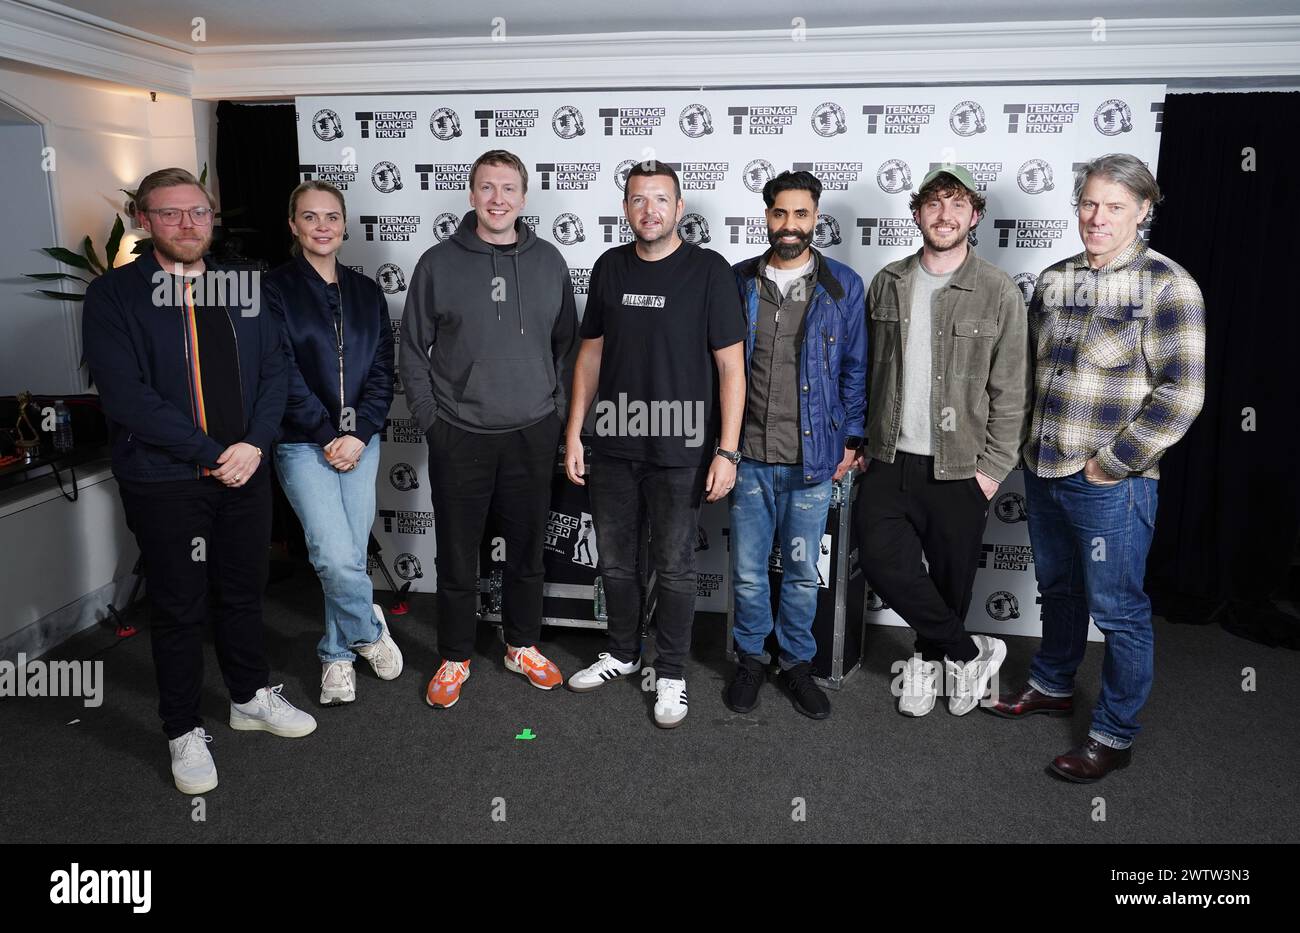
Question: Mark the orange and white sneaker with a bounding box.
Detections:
[504,644,563,690]
[426,659,470,709]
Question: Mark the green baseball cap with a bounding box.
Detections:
[920,163,978,193]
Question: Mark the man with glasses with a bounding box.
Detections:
[84,167,314,796]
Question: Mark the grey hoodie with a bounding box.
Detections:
[399,214,578,434]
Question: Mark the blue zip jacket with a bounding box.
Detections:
[82,250,288,482]
[262,253,394,446]
[732,248,868,484]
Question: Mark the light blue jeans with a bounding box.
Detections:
[275,435,383,663]
[729,460,833,668]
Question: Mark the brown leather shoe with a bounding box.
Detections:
[984,682,1073,718]
[1048,738,1132,783]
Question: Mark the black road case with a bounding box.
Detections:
[478,443,654,630]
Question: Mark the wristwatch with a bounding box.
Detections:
[715,447,741,465]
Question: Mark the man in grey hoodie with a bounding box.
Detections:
[399,149,578,709]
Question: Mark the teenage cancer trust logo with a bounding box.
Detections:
[1093,99,1134,135]
[552,105,586,139]
[679,104,714,138]
[312,109,344,141]
[371,161,403,193]
[1016,159,1055,195]
[429,107,463,140]
[877,159,913,194]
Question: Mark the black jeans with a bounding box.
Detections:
[426,413,561,661]
[854,452,988,663]
[118,468,272,739]
[587,453,707,680]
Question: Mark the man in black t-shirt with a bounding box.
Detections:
[563,162,746,728]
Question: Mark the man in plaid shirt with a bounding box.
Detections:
[989,154,1206,783]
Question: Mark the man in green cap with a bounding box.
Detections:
[854,164,1031,719]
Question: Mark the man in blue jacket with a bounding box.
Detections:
[83,168,314,797]
[726,170,867,719]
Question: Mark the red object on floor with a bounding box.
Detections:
[389,601,409,616]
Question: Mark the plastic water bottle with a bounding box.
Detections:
[593,575,608,622]
[53,400,74,453]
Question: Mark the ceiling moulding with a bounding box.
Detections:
[0,0,192,96]
[191,17,1300,98]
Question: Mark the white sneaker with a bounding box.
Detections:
[320,660,356,706]
[168,727,217,795]
[230,684,318,737]
[654,677,688,728]
[355,605,403,680]
[898,656,940,717]
[946,635,1008,716]
[567,652,640,693]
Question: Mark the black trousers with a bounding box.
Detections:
[855,452,988,664]
[587,453,708,680]
[425,413,561,661]
[118,468,272,739]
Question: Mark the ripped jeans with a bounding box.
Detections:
[729,459,833,668]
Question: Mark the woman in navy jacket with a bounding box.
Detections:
[263,180,403,706]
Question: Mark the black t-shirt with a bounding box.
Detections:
[580,241,746,467]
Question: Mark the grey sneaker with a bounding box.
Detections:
[230,685,318,737]
[653,677,688,728]
[946,635,1008,716]
[898,656,940,717]
[168,727,217,795]
[320,660,356,706]
[355,605,403,680]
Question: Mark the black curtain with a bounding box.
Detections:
[1146,91,1300,646]
[214,101,300,270]
[214,100,306,560]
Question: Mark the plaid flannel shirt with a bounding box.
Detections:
[1023,237,1205,480]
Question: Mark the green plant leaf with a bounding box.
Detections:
[105,214,125,268]
[199,163,208,186]
[132,237,153,255]
[43,247,93,270]
[82,235,105,275]
[25,272,93,284]
[37,289,87,301]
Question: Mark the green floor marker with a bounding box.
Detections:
[515,728,537,741]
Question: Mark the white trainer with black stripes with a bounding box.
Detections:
[654,677,688,728]
[567,652,640,692]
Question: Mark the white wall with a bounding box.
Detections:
[0,118,64,397]
[0,62,203,394]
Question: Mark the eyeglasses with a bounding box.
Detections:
[146,207,214,226]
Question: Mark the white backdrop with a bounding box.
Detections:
[295,84,1165,640]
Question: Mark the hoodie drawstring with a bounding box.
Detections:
[513,251,523,335]
[490,250,502,323]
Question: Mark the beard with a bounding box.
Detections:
[920,224,968,253]
[768,227,812,261]
[153,230,212,267]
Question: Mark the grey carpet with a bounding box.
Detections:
[2,564,1296,843]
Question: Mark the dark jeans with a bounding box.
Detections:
[426,413,561,661]
[1024,469,1158,749]
[587,453,707,680]
[855,452,989,663]
[118,468,273,740]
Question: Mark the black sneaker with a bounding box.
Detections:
[725,656,766,713]
[780,663,831,720]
